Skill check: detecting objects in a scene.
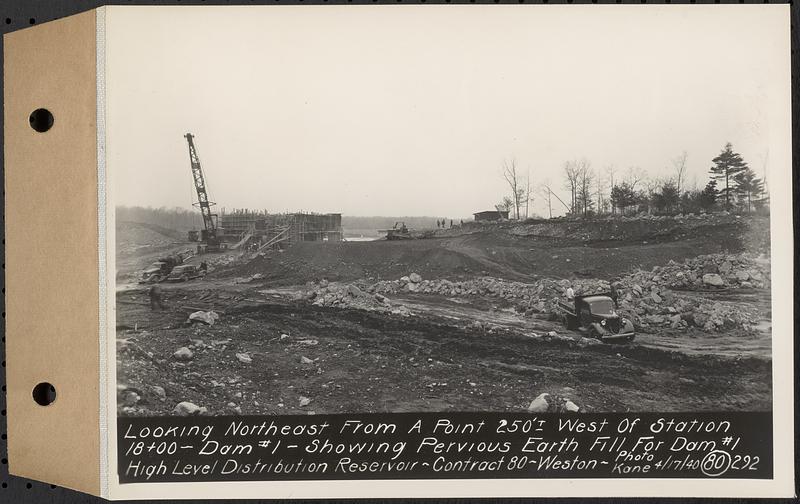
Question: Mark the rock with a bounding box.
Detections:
[300,356,314,364]
[120,390,140,407]
[298,396,312,407]
[719,261,732,275]
[280,333,291,340]
[632,285,643,296]
[173,347,194,361]
[297,339,319,346]
[735,270,750,282]
[702,274,725,287]
[188,311,220,326]
[527,393,550,413]
[650,292,662,304]
[347,284,365,297]
[578,337,602,347]
[173,401,207,416]
[527,392,580,413]
[235,353,253,364]
[694,313,709,327]
[409,273,422,283]
[151,386,167,401]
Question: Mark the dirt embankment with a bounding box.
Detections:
[116,294,772,417]
[217,215,769,286]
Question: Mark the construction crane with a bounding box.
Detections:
[185,133,225,252]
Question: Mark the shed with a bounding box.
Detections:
[473,210,509,222]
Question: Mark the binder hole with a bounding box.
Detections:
[1,459,6,465]
[29,108,54,133]
[4,18,10,25]
[32,382,57,406]
[1,483,6,488]
[26,483,32,489]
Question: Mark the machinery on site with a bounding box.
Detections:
[380,221,412,240]
[139,252,189,284]
[166,264,206,282]
[185,133,226,253]
[554,293,635,343]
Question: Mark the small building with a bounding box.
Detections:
[473,210,509,222]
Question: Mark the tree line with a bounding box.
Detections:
[499,142,768,219]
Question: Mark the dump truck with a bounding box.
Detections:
[139,253,188,283]
[554,293,635,343]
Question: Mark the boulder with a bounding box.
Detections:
[235,353,253,364]
[188,311,220,326]
[173,401,207,416]
[173,347,194,361]
[650,292,662,304]
[409,273,422,283]
[702,274,725,287]
[299,396,312,407]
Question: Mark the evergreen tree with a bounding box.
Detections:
[610,182,637,215]
[733,167,764,213]
[709,143,748,210]
[698,180,718,211]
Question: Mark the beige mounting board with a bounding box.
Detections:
[4,9,100,496]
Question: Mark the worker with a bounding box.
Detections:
[200,261,208,273]
[450,219,453,228]
[610,282,619,308]
[149,284,165,311]
[565,286,575,300]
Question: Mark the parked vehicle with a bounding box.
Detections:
[166,264,204,282]
[554,293,635,343]
[140,261,172,284]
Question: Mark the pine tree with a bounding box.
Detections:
[733,167,764,213]
[698,180,718,211]
[709,143,748,210]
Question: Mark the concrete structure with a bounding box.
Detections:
[221,209,343,249]
[473,210,509,222]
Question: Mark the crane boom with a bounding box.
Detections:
[184,133,218,243]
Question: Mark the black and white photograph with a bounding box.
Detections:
[111,6,788,421]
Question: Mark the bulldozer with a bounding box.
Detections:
[380,221,412,240]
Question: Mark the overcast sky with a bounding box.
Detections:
[106,5,790,217]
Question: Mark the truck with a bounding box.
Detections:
[554,293,635,343]
[165,264,205,282]
[139,252,191,283]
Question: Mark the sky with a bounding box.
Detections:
[106,5,791,218]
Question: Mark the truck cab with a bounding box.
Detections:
[557,293,635,342]
[166,264,204,282]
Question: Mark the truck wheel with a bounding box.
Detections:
[181,275,189,282]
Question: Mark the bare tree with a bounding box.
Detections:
[539,180,553,218]
[604,165,617,214]
[672,151,688,193]
[524,170,535,219]
[575,160,595,217]
[595,167,607,215]
[562,160,580,214]
[502,159,524,219]
[625,166,647,191]
[542,183,571,215]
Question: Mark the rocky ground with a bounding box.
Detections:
[116,214,773,416]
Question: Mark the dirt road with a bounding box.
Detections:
[116,284,771,417]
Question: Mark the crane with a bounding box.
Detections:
[185,133,225,252]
